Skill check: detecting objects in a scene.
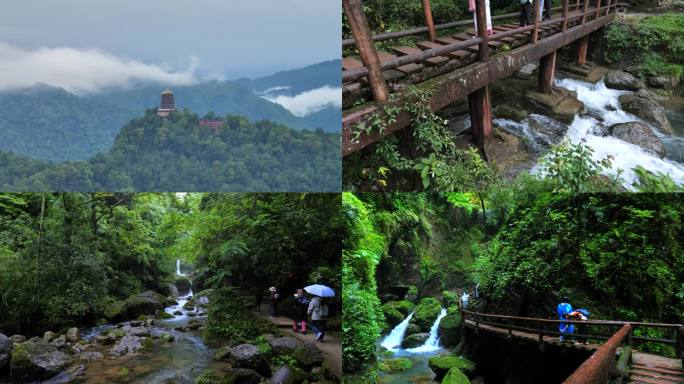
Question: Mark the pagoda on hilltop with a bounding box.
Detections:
[157,89,176,117]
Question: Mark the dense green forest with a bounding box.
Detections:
[0,192,342,383]
[0,86,134,162]
[0,60,340,162]
[342,186,684,382]
[0,110,341,192]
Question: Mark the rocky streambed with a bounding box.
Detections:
[0,280,337,383]
[454,66,684,188]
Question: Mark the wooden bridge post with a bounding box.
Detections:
[575,0,581,11]
[469,0,493,147]
[605,0,612,15]
[531,0,541,43]
[475,0,490,62]
[562,0,569,32]
[421,0,437,42]
[580,0,590,24]
[594,0,601,19]
[342,0,389,102]
[576,35,589,66]
[468,87,493,146]
[538,51,557,93]
[677,326,684,367]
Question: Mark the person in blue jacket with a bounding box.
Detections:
[557,296,574,342]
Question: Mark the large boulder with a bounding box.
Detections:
[619,91,673,134]
[378,357,412,372]
[269,365,307,384]
[441,367,471,384]
[648,75,679,90]
[228,344,270,377]
[429,355,476,381]
[382,304,405,327]
[405,323,422,337]
[9,338,72,382]
[609,122,666,158]
[110,335,145,357]
[175,276,192,293]
[66,327,80,343]
[165,283,179,297]
[221,368,262,384]
[104,300,127,322]
[438,308,463,348]
[402,332,429,348]
[527,114,569,147]
[292,342,324,368]
[604,70,644,91]
[124,290,167,319]
[0,333,11,370]
[269,336,303,355]
[413,297,442,331]
[383,300,415,317]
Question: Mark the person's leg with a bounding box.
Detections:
[525,3,532,26]
[310,321,320,337]
[318,320,327,341]
[544,0,552,20]
[301,320,307,333]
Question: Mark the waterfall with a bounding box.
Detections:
[406,308,448,354]
[176,259,185,276]
[495,77,684,189]
[380,312,414,351]
[381,308,448,355]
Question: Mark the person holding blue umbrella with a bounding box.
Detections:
[305,284,334,342]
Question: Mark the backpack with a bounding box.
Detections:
[315,300,329,319]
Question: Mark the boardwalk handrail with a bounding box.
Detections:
[343,3,617,83]
[462,309,684,367]
[562,323,632,384]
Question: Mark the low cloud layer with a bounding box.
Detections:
[0,42,198,94]
[264,86,341,117]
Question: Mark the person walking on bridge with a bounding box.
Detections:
[557,296,575,342]
[520,0,533,27]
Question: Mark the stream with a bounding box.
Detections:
[58,259,223,384]
[378,308,452,383]
[492,76,684,189]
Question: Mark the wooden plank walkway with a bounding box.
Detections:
[342,7,599,108]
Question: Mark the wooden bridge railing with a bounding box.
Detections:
[563,323,632,384]
[343,0,619,83]
[461,309,684,370]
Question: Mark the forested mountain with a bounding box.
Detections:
[0,61,341,162]
[89,81,310,130]
[0,110,341,191]
[236,59,341,95]
[0,85,134,162]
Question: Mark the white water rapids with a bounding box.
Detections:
[380,308,448,355]
[495,77,684,189]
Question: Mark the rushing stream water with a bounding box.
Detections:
[493,76,684,189]
[70,259,221,384]
[378,308,450,383]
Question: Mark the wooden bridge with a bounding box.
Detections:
[341,0,626,157]
[462,309,684,384]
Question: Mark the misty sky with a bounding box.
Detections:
[0,0,340,80]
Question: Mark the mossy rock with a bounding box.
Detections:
[382,304,405,326]
[405,323,422,337]
[383,300,415,317]
[108,329,126,339]
[441,367,470,384]
[195,370,221,384]
[104,300,126,321]
[429,355,475,381]
[141,337,154,349]
[441,291,457,308]
[118,367,132,380]
[175,276,192,293]
[378,357,412,372]
[413,297,442,331]
[160,333,175,343]
[401,332,429,348]
[438,307,462,348]
[156,311,174,319]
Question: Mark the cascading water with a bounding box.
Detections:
[381,308,448,355]
[380,312,414,351]
[176,259,185,276]
[494,76,684,189]
[405,308,448,354]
